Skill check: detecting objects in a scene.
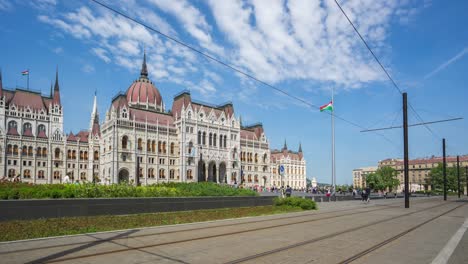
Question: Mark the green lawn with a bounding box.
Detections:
[0,205,309,242]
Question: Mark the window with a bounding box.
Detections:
[209,133,212,146]
[139,167,143,178]
[37,124,46,137]
[80,172,86,181]
[67,150,72,159]
[80,151,84,160]
[152,140,156,153]
[148,168,155,178]
[203,132,206,145]
[13,145,18,155]
[198,131,201,144]
[187,169,193,180]
[7,144,12,155]
[138,138,142,150]
[122,136,128,149]
[53,171,60,180]
[162,141,166,154]
[158,141,162,153]
[213,134,217,147]
[170,142,175,155]
[147,140,151,152]
[23,170,31,179]
[219,135,223,147]
[187,111,192,119]
[22,145,27,156]
[8,169,15,178]
[159,169,165,179]
[37,170,45,179]
[94,151,99,160]
[23,123,32,135]
[53,148,60,159]
[170,169,175,179]
[8,120,17,133]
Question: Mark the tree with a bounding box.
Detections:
[428,163,465,192]
[366,166,399,191]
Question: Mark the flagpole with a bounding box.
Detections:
[27,69,29,90]
[332,87,335,191]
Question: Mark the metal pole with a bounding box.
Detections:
[443,138,447,201]
[466,166,468,197]
[136,155,140,186]
[457,155,460,198]
[403,93,409,208]
[331,87,336,191]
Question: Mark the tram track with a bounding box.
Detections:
[223,201,460,264]
[0,198,413,255]
[15,199,444,263]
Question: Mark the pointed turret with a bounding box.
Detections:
[140,50,148,78]
[283,139,288,151]
[53,67,61,105]
[50,82,53,98]
[90,90,100,137]
[298,142,302,153]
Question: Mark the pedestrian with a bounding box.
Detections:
[361,189,366,202]
[285,185,292,197]
[365,187,371,203]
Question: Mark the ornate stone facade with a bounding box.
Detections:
[0,54,307,187]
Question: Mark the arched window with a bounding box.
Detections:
[84,151,88,160]
[148,168,155,178]
[147,140,151,152]
[8,120,17,133]
[138,167,143,178]
[219,135,223,148]
[36,147,41,156]
[7,144,12,155]
[197,131,201,144]
[158,141,162,153]
[248,174,252,183]
[213,134,217,147]
[23,170,31,179]
[22,145,27,156]
[80,172,86,181]
[67,150,72,159]
[162,141,166,153]
[159,169,165,179]
[94,150,99,160]
[187,111,192,119]
[169,169,175,179]
[151,140,156,153]
[22,122,32,135]
[202,132,206,145]
[170,142,175,155]
[55,148,60,159]
[224,136,227,148]
[209,133,212,146]
[187,169,192,180]
[42,148,47,157]
[255,154,258,163]
[72,150,76,159]
[53,171,60,180]
[137,138,142,150]
[80,151,84,160]
[37,124,46,137]
[263,153,267,163]
[8,169,15,178]
[37,170,45,179]
[122,136,128,149]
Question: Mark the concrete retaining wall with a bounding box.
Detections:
[0,196,274,221]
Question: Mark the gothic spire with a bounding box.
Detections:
[140,50,148,78]
[283,139,287,151]
[298,142,302,153]
[90,90,100,137]
[53,67,61,105]
[50,81,53,98]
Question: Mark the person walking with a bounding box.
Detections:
[365,186,371,203]
[285,185,292,197]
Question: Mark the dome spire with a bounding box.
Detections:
[140,49,148,78]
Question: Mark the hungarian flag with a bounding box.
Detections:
[21,70,29,76]
[320,101,333,112]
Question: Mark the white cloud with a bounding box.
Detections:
[424,47,468,80]
[92,47,110,63]
[0,0,12,11]
[82,64,95,73]
[52,46,63,54]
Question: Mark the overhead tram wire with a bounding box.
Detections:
[333,0,440,141]
[89,0,400,147]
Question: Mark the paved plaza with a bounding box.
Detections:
[0,197,466,264]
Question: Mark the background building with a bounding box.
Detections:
[352,166,377,189]
[270,141,307,190]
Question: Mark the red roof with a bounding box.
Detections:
[37,130,47,139]
[7,127,19,136]
[126,78,162,107]
[129,108,174,126]
[392,155,468,166]
[91,122,101,137]
[67,132,77,141]
[23,128,33,137]
[271,151,302,162]
[9,90,47,111]
[240,129,257,140]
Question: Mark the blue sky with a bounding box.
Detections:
[0,0,467,185]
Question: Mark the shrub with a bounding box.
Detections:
[274,197,316,210]
[0,182,257,199]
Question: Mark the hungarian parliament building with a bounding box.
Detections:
[0,53,307,189]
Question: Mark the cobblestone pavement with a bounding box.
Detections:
[0,197,466,264]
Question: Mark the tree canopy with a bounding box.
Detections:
[366,166,400,191]
[428,163,466,192]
